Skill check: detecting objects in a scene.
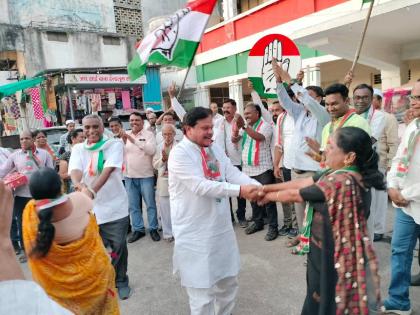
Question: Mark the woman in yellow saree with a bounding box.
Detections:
[22,167,120,315]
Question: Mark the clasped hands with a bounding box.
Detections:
[239,185,270,205]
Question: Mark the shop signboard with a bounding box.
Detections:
[64,74,147,85]
[247,34,301,98]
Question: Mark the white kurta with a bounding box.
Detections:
[168,137,259,289]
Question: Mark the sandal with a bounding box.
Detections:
[19,254,27,263]
[286,237,300,248]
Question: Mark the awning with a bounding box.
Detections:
[0,77,44,98]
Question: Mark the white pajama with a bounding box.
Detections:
[186,276,238,315]
[159,196,172,238]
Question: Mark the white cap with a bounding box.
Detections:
[373,88,383,98]
[65,119,75,125]
[146,107,154,112]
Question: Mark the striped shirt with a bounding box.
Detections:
[0,148,54,197]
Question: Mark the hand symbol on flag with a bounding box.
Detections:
[151,8,191,60]
[261,39,290,94]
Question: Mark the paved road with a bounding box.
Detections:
[119,204,420,315]
[22,203,419,314]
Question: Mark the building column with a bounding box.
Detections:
[194,86,210,107]
[229,79,244,115]
[381,62,409,90]
[303,64,321,87]
[222,0,238,21]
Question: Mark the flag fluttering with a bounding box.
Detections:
[127,0,217,81]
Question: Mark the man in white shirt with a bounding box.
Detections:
[236,103,279,241]
[168,107,260,315]
[210,102,224,131]
[69,114,131,300]
[214,98,248,227]
[156,112,184,145]
[381,81,420,315]
[352,84,387,242]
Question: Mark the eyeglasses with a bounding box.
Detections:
[353,95,371,101]
[409,95,420,101]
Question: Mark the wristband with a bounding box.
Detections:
[87,186,97,199]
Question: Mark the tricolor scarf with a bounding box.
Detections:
[329,109,356,136]
[397,118,420,178]
[242,117,264,166]
[24,146,41,173]
[84,138,109,177]
[317,169,381,315]
[200,147,221,181]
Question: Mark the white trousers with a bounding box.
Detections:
[158,196,172,239]
[185,276,238,315]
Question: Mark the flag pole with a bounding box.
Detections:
[346,0,375,87]
[177,65,192,99]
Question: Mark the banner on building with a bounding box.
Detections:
[247,34,301,98]
[64,74,147,85]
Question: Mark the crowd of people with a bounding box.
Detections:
[0,59,419,315]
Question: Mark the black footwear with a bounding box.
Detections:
[373,233,384,242]
[278,225,290,236]
[287,228,299,238]
[411,272,420,286]
[118,286,132,300]
[19,253,27,263]
[245,223,263,235]
[265,228,278,241]
[127,231,145,243]
[263,217,268,225]
[150,229,161,242]
[238,220,249,228]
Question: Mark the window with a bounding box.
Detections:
[373,73,382,85]
[103,36,121,45]
[46,31,68,42]
[238,0,267,14]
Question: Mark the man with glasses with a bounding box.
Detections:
[353,84,387,242]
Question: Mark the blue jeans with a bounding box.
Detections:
[125,177,158,231]
[384,208,420,311]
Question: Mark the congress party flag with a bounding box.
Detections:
[247,34,301,98]
[128,0,217,81]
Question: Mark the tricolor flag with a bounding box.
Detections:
[128,0,217,81]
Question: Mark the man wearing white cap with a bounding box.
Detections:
[59,120,75,154]
[372,88,399,241]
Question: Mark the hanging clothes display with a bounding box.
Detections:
[90,94,102,111]
[121,90,131,109]
[46,77,57,110]
[108,92,116,106]
[29,87,45,120]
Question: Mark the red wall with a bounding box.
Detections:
[198,0,348,53]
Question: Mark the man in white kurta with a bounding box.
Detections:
[168,107,260,315]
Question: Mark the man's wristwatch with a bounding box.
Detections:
[86,186,97,199]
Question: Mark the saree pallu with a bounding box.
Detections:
[22,200,120,315]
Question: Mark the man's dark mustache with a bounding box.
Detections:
[223,111,231,115]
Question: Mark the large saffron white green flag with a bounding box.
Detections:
[128,0,217,81]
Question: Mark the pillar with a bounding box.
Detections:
[194,86,210,107]
[222,0,238,21]
[304,64,321,87]
[229,79,244,115]
[381,62,409,90]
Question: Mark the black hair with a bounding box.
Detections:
[244,102,262,118]
[223,98,237,107]
[325,83,349,99]
[162,111,175,119]
[67,128,83,144]
[373,94,382,102]
[353,83,374,97]
[183,107,212,127]
[29,167,62,258]
[335,127,385,190]
[32,130,46,139]
[306,85,325,98]
[130,111,143,118]
[108,116,122,125]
